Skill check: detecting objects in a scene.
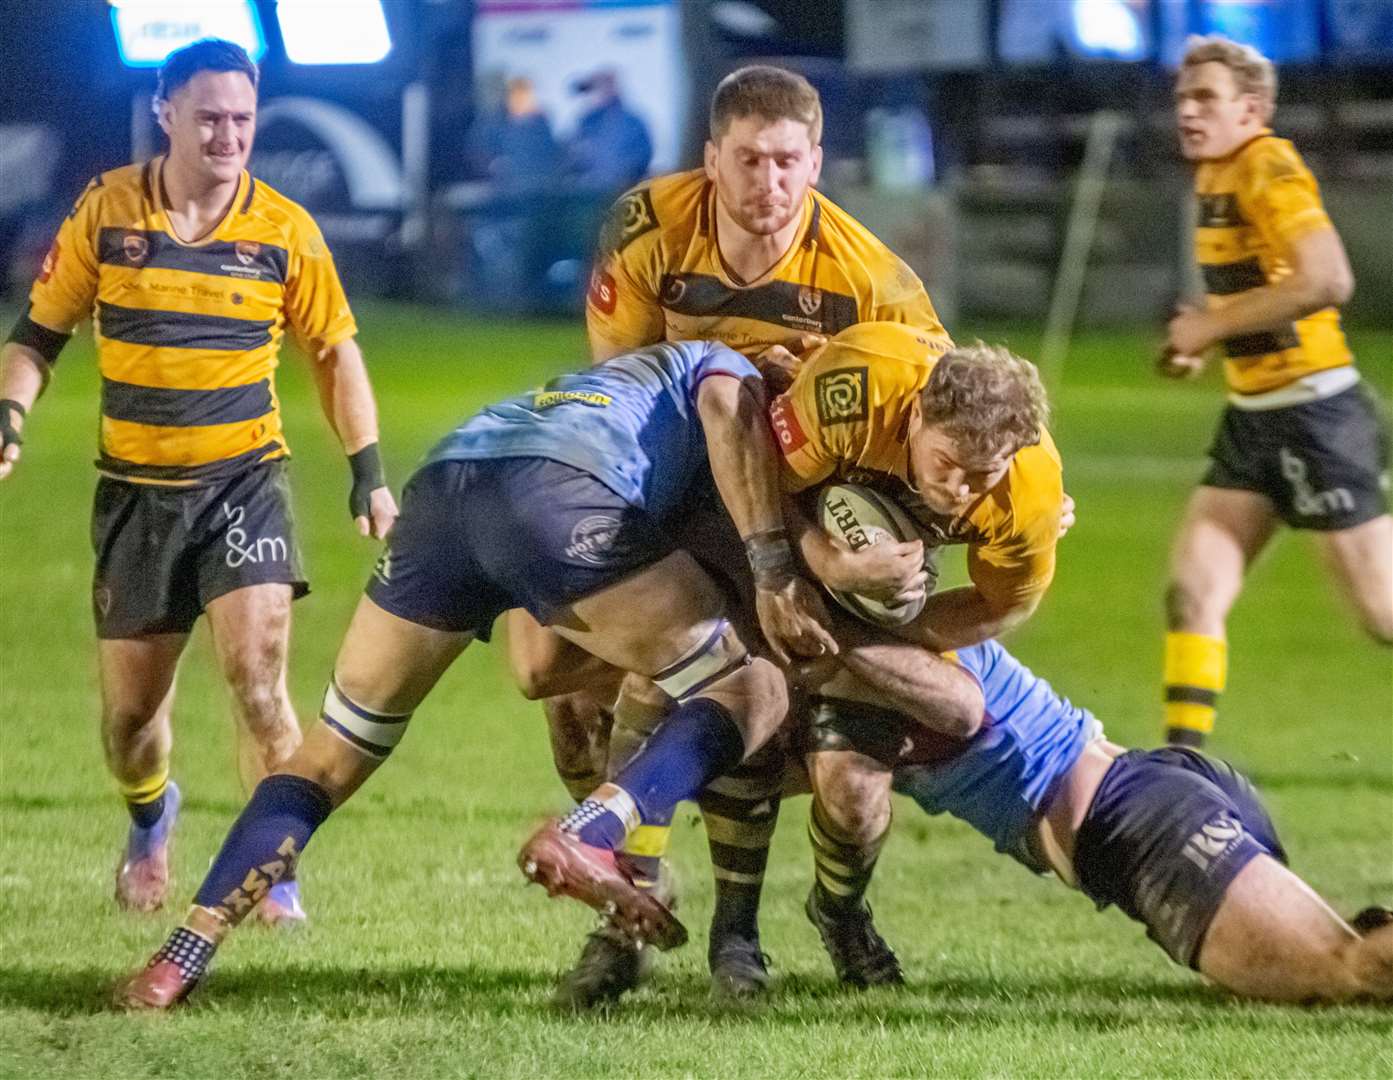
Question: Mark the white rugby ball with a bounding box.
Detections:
[817,483,935,628]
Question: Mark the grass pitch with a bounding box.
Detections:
[0,305,1389,1078]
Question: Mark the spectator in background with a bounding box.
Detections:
[566,70,653,195]
[468,75,561,195]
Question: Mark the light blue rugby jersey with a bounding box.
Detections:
[893,639,1100,871]
[423,341,759,519]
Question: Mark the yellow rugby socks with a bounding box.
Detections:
[1164,632,1227,747]
[120,765,170,829]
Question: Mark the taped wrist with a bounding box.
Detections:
[745,528,795,589]
[0,399,26,448]
[347,442,386,519]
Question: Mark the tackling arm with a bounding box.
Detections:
[697,374,837,662]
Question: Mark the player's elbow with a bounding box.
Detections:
[1300,265,1354,310]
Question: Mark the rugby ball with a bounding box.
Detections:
[816,483,936,628]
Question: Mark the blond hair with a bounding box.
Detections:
[1181,34,1277,121]
[709,65,822,145]
[919,343,1049,462]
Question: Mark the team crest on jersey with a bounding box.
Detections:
[122,233,150,265]
[235,240,261,266]
[598,188,658,255]
[798,286,823,316]
[660,276,687,306]
[1196,194,1246,228]
[814,368,869,426]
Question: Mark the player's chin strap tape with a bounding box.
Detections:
[652,618,751,703]
[6,307,70,366]
[319,679,412,760]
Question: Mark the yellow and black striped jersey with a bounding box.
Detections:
[1194,131,1351,395]
[26,156,356,485]
[584,168,946,358]
[770,322,1063,612]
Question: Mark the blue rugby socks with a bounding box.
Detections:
[192,773,333,925]
[560,698,746,851]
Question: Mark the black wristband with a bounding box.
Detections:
[347,443,386,519]
[0,399,26,448]
[745,528,795,589]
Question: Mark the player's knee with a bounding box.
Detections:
[722,657,789,751]
[318,679,413,762]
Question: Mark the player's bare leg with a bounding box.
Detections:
[1314,514,1393,645]
[507,609,621,800]
[1197,854,1393,1002]
[1163,487,1277,746]
[804,748,903,987]
[554,672,671,1009]
[519,551,787,954]
[118,598,471,1009]
[100,634,187,912]
[206,583,305,924]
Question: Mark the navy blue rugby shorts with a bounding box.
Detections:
[365,457,675,640]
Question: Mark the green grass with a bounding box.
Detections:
[1,306,1390,1078]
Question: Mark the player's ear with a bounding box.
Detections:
[808,144,823,186]
[154,97,175,138]
[703,139,719,180]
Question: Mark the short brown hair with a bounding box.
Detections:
[919,343,1049,462]
[1180,34,1276,121]
[156,38,259,102]
[709,65,822,145]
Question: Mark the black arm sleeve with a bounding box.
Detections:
[6,306,70,365]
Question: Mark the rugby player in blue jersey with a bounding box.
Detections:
[116,339,840,1008]
[788,637,1393,1003]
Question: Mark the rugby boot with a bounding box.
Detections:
[708,931,771,1001]
[1350,906,1393,936]
[519,820,687,950]
[552,920,654,1010]
[115,925,216,1010]
[115,780,181,912]
[254,879,308,928]
[804,888,904,988]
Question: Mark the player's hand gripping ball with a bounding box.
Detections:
[817,483,937,628]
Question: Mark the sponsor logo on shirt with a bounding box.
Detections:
[565,514,623,565]
[534,390,613,409]
[814,367,869,426]
[588,268,618,315]
[38,242,60,284]
[768,395,807,455]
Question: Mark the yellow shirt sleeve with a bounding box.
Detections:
[1241,142,1332,252]
[965,439,1063,611]
[871,256,948,337]
[585,187,665,356]
[27,179,103,333]
[771,349,854,493]
[283,210,357,354]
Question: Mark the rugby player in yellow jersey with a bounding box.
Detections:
[0,40,397,920]
[770,321,1063,983]
[510,66,954,1004]
[1160,36,1391,748]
